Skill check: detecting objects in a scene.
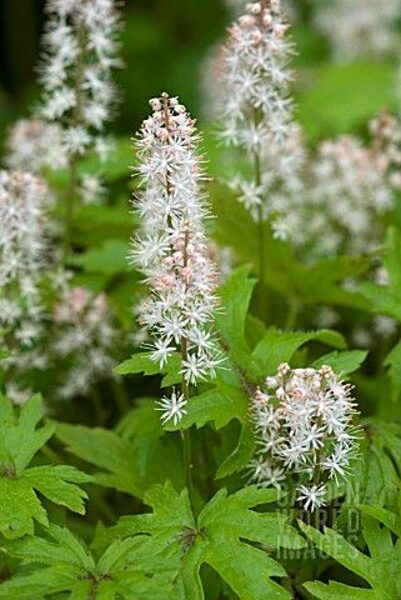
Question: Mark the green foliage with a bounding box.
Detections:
[300,506,401,599]
[297,62,398,141]
[0,394,89,539]
[359,228,401,398]
[359,228,401,321]
[0,524,176,599]
[95,482,306,600]
[349,419,401,509]
[115,352,181,387]
[211,191,370,312]
[312,350,368,375]
[56,403,184,499]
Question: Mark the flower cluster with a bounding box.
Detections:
[52,286,117,399]
[250,363,360,511]
[6,118,68,173]
[0,170,50,289]
[217,1,296,221]
[315,0,401,62]
[219,0,294,150]
[131,93,222,393]
[0,170,52,403]
[370,111,401,191]
[37,0,122,193]
[275,135,392,257]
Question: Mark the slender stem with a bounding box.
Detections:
[112,377,131,415]
[180,338,193,502]
[63,155,78,262]
[180,226,193,502]
[253,139,265,284]
[285,298,300,330]
[252,109,267,321]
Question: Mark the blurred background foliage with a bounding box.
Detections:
[0,0,399,149]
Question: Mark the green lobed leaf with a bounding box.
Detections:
[0,395,89,538]
[300,508,401,599]
[0,524,176,599]
[96,482,305,600]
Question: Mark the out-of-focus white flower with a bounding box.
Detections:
[276,135,393,258]
[6,119,68,172]
[370,111,401,192]
[5,383,33,407]
[0,170,53,389]
[315,0,401,62]
[0,170,49,288]
[80,174,106,204]
[374,266,390,287]
[352,328,372,349]
[38,0,122,164]
[52,286,117,399]
[131,93,223,392]
[156,388,187,425]
[215,2,307,224]
[249,363,360,511]
[373,315,397,337]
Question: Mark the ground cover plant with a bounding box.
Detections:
[1,0,401,597]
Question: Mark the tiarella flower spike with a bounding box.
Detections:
[37,0,122,179]
[0,170,52,403]
[217,0,298,222]
[249,363,360,511]
[0,171,49,288]
[52,286,117,399]
[6,119,68,173]
[131,93,222,411]
[274,135,393,257]
[315,0,401,62]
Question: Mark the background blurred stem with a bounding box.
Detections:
[63,155,78,262]
[253,109,268,322]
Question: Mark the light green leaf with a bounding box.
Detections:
[312,350,368,375]
[24,465,91,515]
[298,62,397,140]
[250,328,346,379]
[56,414,185,499]
[70,239,129,275]
[0,395,89,538]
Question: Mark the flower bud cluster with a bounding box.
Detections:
[250,363,360,511]
[131,93,222,387]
